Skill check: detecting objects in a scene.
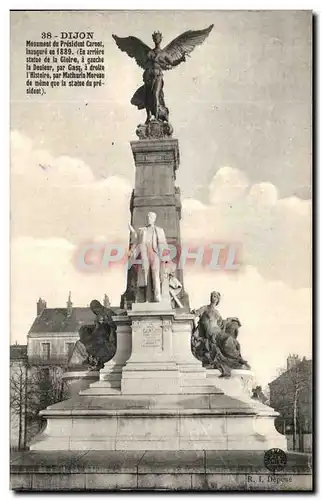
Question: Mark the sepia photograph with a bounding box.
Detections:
[9,9,312,491]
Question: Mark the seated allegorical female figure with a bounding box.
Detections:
[191,291,225,365]
[215,317,250,377]
[192,293,250,378]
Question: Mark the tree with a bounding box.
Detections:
[27,365,68,438]
[33,366,66,410]
[291,361,310,451]
[262,384,270,404]
[10,363,68,448]
[269,357,312,451]
[10,362,36,449]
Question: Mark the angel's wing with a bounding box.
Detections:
[163,24,214,68]
[112,35,151,69]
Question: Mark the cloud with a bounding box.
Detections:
[182,166,311,288]
[209,166,249,204]
[11,130,95,184]
[11,130,132,244]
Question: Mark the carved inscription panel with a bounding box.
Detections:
[142,322,163,350]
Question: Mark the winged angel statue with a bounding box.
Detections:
[112,25,214,124]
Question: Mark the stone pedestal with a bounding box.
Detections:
[62,370,99,398]
[30,393,286,451]
[121,303,180,395]
[206,369,257,403]
[85,306,213,397]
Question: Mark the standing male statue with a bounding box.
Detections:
[128,211,168,302]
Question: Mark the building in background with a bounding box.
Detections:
[10,292,110,449]
[27,292,111,364]
[269,355,312,452]
[27,294,93,366]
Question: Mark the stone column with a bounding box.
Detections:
[130,138,181,244]
[123,137,189,309]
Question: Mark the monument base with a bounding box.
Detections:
[29,305,286,453]
[30,391,286,452]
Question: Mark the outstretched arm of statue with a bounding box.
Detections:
[128,222,136,235]
[128,222,138,244]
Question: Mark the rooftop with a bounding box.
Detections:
[28,305,124,334]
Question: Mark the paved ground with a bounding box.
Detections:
[10,450,312,491]
[11,449,312,473]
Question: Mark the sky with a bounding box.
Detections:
[10,10,312,385]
